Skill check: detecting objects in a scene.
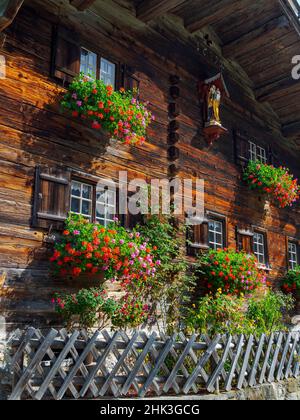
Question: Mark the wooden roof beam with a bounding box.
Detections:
[222,15,290,59]
[0,0,24,32]
[282,121,300,137]
[69,0,97,11]
[255,76,299,102]
[137,0,186,22]
[184,0,242,33]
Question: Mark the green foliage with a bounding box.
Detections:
[186,292,253,336]
[196,248,266,296]
[51,213,160,330]
[243,160,299,208]
[247,291,295,335]
[61,74,153,146]
[53,287,119,330]
[187,290,295,336]
[138,215,196,332]
[282,266,300,296]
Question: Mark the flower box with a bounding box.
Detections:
[243,160,299,208]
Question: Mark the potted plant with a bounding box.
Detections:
[60,74,154,146]
[196,248,268,296]
[282,266,300,311]
[51,214,161,330]
[243,160,299,208]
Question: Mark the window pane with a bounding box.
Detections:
[82,184,92,200]
[96,203,105,219]
[215,222,222,233]
[71,181,81,197]
[106,207,115,221]
[80,48,97,78]
[106,190,116,206]
[71,197,80,213]
[96,190,106,203]
[82,200,91,216]
[100,58,116,89]
[71,180,93,218]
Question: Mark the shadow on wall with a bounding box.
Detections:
[0,54,172,329]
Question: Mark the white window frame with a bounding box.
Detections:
[96,187,117,227]
[80,48,98,79]
[288,241,298,270]
[253,232,267,266]
[208,219,224,250]
[100,57,116,89]
[249,141,267,163]
[70,180,93,219]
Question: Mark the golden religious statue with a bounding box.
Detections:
[207,84,221,125]
[199,73,229,145]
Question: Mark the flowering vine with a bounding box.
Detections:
[243,160,299,208]
[60,74,154,146]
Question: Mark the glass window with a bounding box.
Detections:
[249,141,267,163]
[96,187,116,227]
[253,232,266,265]
[70,181,93,219]
[100,58,116,89]
[70,180,117,226]
[288,242,298,270]
[80,48,97,78]
[257,146,267,164]
[208,220,224,250]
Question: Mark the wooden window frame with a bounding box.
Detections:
[236,228,254,254]
[287,238,299,270]
[252,228,269,269]
[186,216,210,257]
[207,211,228,250]
[69,175,142,229]
[52,26,124,89]
[249,141,267,164]
[70,176,118,227]
[234,130,272,167]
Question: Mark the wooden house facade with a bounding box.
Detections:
[0,0,300,328]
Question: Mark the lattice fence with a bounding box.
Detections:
[8,328,300,400]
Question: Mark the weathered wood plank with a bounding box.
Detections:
[137,0,186,22]
[9,328,58,400]
[0,0,24,32]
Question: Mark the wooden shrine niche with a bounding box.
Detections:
[199,73,229,146]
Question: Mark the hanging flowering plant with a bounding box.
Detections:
[197,248,267,297]
[51,214,159,284]
[281,266,300,296]
[60,74,154,146]
[51,214,160,328]
[243,160,299,208]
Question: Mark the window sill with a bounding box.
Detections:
[258,265,272,272]
[189,243,210,250]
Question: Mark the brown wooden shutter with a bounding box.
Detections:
[268,144,280,167]
[187,220,209,257]
[119,191,143,230]
[32,166,71,230]
[236,229,254,254]
[234,130,250,166]
[122,65,140,94]
[51,26,81,84]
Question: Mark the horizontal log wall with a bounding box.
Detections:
[0,3,299,327]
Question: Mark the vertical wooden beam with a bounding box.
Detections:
[0,0,24,32]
